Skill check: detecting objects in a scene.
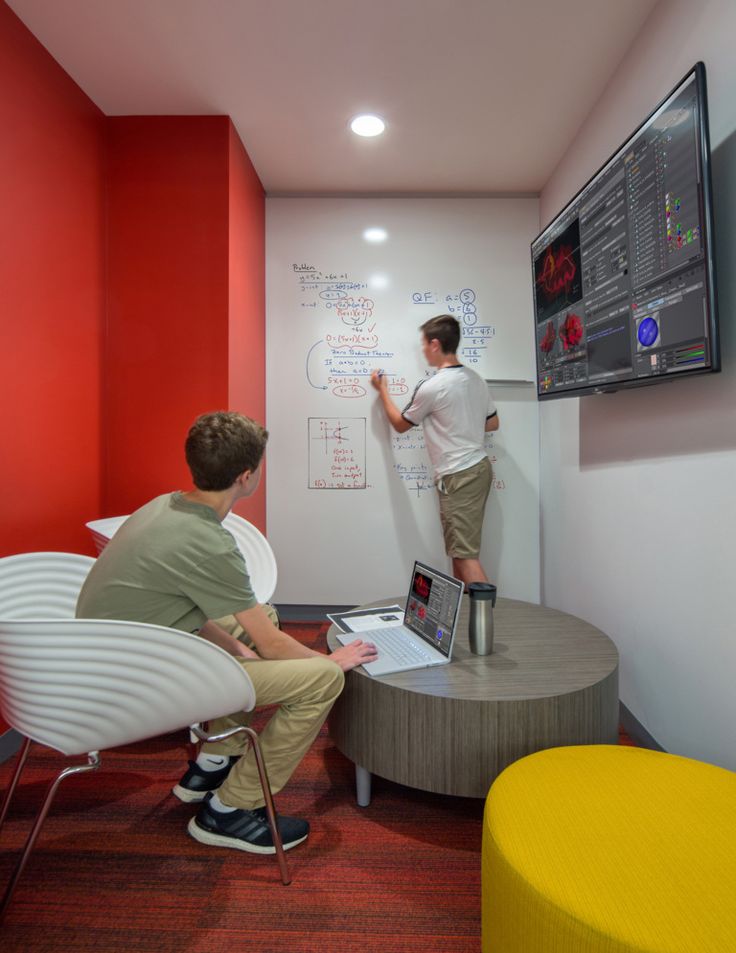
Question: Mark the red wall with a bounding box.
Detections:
[0,12,267,552]
[0,1,105,558]
[105,117,230,515]
[105,117,266,527]
[228,123,267,530]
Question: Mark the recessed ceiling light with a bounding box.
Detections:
[350,114,386,137]
[363,227,388,243]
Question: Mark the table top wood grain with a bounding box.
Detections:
[326,595,619,701]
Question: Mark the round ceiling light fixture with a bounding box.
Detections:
[350,114,386,137]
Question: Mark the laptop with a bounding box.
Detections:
[334,561,464,676]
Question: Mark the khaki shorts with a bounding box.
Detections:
[437,457,492,559]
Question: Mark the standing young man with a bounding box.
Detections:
[76,411,377,854]
[370,314,499,587]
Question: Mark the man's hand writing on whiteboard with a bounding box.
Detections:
[370,369,413,433]
[370,369,387,392]
[330,639,379,672]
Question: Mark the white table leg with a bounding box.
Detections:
[355,763,371,807]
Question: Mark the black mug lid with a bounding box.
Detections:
[468,583,497,603]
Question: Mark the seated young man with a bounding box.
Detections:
[76,411,378,854]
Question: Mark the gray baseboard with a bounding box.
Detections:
[0,728,23,765]
[619,702,665,751]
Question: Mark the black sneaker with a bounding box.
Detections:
[187,792,309,854]
[172,756,239,803]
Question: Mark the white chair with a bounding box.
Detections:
[0,618,290,922]
[0,552,291,921]
[0,552,95,619]
[84,515,129,556]
[85,511,278,604]
[222,512,278,604]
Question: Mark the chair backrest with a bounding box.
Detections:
[222,512,278,604]
[85,516,129,555]
[0,618,256,756]
[86,512,278,604]
[0,552,95,619]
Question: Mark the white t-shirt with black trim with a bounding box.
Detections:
[402,365,497,480]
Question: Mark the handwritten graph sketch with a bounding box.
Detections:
[308,417,367,489]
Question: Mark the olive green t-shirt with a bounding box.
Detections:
[76,493,258,632]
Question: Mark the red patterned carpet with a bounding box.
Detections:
[0,622,635,951]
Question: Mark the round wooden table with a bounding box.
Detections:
[326,596,619,804]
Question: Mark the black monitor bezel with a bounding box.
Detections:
[531,62,720,401]
[404,560,463,659]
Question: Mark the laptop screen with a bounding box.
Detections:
[404,562,463,658]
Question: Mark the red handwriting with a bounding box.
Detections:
[332,384,367,398]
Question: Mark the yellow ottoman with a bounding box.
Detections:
[482,745,736,953]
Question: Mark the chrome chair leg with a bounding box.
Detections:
[0,751,101,924]
[191,724,291,885]
[0,737,32,834]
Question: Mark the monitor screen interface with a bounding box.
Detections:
[405,563,462,658]
[531,64,718,400]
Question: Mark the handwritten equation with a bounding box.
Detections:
[392,428,498,455]
[393,461,433,497]
[308,417,366,489]
[294,265,504,497]
[306,333,408,399]
[391,429,502,496]
[299,270,497,397]
[391,430,427,453]
[293,264,370,324]
[297,261,402,400]
[409,287,496,367]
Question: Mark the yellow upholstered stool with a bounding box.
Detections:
[482,745,736,953]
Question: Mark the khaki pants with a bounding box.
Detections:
[200,609,345,810]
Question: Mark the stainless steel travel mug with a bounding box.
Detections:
[468,583,497,655]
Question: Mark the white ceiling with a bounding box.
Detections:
[8,0,660,194]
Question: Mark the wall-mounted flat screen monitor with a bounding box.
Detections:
[531,63,719,400]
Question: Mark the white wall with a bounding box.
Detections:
[539,0,736,769]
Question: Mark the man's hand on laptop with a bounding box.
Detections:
[330,639,379,672]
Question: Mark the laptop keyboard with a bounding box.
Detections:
[368,626,433,666]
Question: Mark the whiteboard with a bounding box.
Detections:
[266,197,540,605]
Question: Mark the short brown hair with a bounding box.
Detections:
[420,314,461,354]
[185,411,268,491]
